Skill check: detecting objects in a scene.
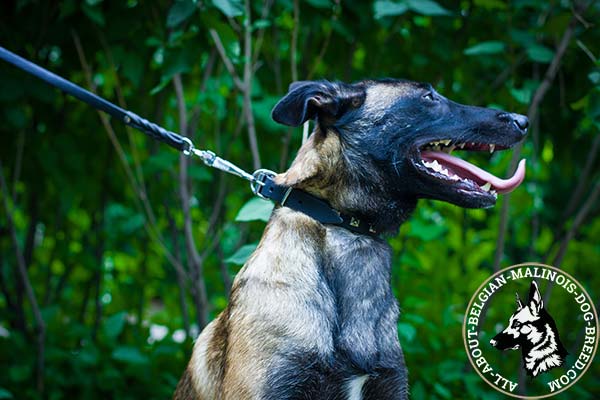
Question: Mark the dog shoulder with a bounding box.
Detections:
[179,314,228,399]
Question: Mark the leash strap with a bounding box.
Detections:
[0,46,188,152]
[0,46,379,237]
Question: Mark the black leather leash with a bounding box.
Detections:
[0,46,378,237]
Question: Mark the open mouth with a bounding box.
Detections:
[416,140,526,198]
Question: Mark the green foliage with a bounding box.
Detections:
[235,197,274,222]
[0,0,599,399]
[464,41,505,55]
[225,243,258,265]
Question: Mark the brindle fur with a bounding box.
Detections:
[174,79,528,399]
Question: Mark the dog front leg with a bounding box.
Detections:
[361,368,408,400]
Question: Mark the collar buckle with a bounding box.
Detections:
[251,169,277,199]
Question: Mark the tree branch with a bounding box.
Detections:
[492,6,588,270]
[251,0,275,68]
[551,180,600,268]
[543,180,600,305]
[307,0,340,80]
[209,29,245,91]
[291,0,299,83]
[165,202,191,337]
[71,30,189,281]
[173,73,209,329]
[279,0,301,169]
[0,160,46,394]
[12,130,25,204]
[243,0,262,169]
[210,22,262,169]
[562,134,600,219]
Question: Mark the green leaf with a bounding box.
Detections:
[306,0,332,8]
[474,0,507,10]
[188,165,213,181]
[253,19,271,30]
[212,0,243,17]
[509,86,533,104]
[374,1,408,19]
[397,322,417,342]
[408,219,446,241]
[225,243,258,265]
[407,0,450,16]
[464,41,505,55]
[4,107,27,129]
[103,311,127,339]
[76,346,100,365]
[81,3,105,26]
[235,197,274,222]
[526,44,554,63]
[112,346,149,364]
[433,383,452,399]
[0,388,13,399]
[8,364,31,383]
[167,0,197,28]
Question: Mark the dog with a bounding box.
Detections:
[174,79,528,399]
[490,280,568,377]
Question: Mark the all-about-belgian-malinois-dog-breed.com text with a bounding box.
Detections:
[173,78,528,400]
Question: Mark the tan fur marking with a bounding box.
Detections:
[364,84,412,116]
[275,127,351,210]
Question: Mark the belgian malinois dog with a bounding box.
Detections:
[174,79,528,399]
[490,281,568,377]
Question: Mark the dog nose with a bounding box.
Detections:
[490,339,497,347]
[512,113,529,132]
[498,112,529,136]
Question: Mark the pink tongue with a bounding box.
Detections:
[421,151,526,194]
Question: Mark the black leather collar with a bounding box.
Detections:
[255,174,380,237]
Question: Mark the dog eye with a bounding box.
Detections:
[351,97,363,107]
[422,92,437,102]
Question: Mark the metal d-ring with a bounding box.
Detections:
[180,137,194,156]
[250,169,276,199]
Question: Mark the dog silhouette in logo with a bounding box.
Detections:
[489,280,568,377]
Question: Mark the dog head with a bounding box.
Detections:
[272,79,528,231]
[489,281,544,351]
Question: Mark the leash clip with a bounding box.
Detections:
[251,169,276,199]
[181,137,195,156]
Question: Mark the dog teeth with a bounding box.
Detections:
[458,143,465,149]
[422,159,442,172]
[489,144,495,153]
[481,182,492,192]
[426,140,452,150]
[422,160,461,181]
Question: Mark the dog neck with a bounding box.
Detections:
[523,322,566,376]
[253,207,404,371]
[275,127,416,234]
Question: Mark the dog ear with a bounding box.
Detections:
[271,80,365,127]
[528,280,543,315]
[515,293,524,310]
